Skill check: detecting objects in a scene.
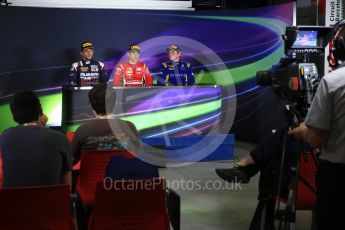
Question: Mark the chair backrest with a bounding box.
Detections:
[295,152,318,210]
[0,184,75,230]
[76,150,134,206]
[88,179,169,230]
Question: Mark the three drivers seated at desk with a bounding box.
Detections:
[69,42,195,87]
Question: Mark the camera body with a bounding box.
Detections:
[256,26,333,116]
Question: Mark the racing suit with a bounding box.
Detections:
[113,61,153,86]
[69,59,107,86]
[157,61,195,86]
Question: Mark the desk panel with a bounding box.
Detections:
[62,86,222,138]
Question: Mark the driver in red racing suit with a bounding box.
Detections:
[113,45,152,87]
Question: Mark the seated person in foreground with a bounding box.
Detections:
[0,91,72,188]
[71,83,140,165]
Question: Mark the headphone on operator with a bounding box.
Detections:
[331,19,345,64]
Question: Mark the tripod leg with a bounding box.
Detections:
[311,209,316,230]
[290,221,296,230]
[249,197,275,230]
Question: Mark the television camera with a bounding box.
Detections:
[256,26,333,119]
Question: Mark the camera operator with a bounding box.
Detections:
[289,20,345,230]
[216,55,308,229]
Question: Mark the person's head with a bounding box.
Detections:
[127,44,141,64]
[80,41,94,61]
[167,45,181,62]
[88,83,116,116]
[10,91,42,125]
[329,20,345,68]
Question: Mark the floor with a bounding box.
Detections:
[159,142,313,230]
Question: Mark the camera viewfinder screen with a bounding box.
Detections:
[292,30,318,47]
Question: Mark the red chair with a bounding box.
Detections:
[278,152,318,229]
[295,152,317,210]
[88,179,170,230]
[76,150,134,207]
[66,131,75,142]
[0,184,75,230]
[280,153,317,208]
[65,132,82,171]
[73,161,81,171]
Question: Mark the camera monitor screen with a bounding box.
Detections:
[292,30,318,47]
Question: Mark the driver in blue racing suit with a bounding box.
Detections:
[157,45,195,86]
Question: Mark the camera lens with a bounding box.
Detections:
[256,71,273,86]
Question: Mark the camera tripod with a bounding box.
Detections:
[249,103,318,230]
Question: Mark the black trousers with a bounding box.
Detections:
[316,160,345,230]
